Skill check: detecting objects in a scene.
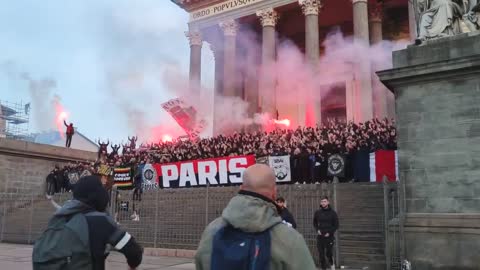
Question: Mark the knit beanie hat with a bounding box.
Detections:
[73,175,110,212]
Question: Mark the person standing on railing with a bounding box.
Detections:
[313,196,339,270]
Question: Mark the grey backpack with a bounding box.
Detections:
[32,213,92,270]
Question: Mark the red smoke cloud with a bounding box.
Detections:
[53,97,69,139]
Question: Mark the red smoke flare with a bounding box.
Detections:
[162,134,173,142]
[54,101,69,139]
[274,119,291,127]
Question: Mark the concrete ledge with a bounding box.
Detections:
[143,248,196,259]
[404,213,480,234]
[0,138,96,162]
[393,31,480,68]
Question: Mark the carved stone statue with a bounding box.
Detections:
[416,0,465,42]
[463,1,480,31]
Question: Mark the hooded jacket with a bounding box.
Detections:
[195,191,316,270]
[54,176,142,270]
[52,199,143,270]
[313,205,339,237]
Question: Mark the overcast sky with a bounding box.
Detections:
[0,0,214,143]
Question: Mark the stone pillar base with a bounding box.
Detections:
[378,32,480,270]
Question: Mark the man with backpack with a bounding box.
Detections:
[32,175,143,270]
[313,196,339,270]
[195,164,316,270]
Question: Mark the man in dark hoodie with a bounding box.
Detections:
[34,176,143,270]
[313,196,339,270]
[276,197,297,229]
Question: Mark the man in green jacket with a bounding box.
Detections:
[195,164,317,270]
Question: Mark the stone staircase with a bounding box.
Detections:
[336,183,386,270]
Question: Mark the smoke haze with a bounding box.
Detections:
[0,1,409,143]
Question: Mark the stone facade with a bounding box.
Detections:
[378,33,480,269]
[0,138,96,194]
[175,0,409,131]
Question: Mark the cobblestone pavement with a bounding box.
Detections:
[0,243,195,270]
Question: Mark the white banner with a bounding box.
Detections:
[268,155,291,182]
[142,163,159,190]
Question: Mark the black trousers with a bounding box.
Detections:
[65,134,72,148]
[317,236,334,269]
[133,187,142,201]
[46,181,56,195]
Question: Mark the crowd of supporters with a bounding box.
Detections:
[45,162,95,195]
[47,118,397,192]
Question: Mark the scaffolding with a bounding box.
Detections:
[0,100,31,141]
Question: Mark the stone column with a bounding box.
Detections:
[353,0,370,42]
[210,43,223,96]
[210,43,223,136]
[408,0,417,41]
[219,20,238,97]
[244,45,259,117]
[369,1,388,119]
[369,1,383,44]
[256,8,279,117]
[299,0,322,126]
[352,0,373,122]
[185,30,202,91]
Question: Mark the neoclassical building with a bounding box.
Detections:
[172,0,414,130]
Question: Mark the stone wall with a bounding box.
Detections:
[0,138,96,194]
[378,33,480,269]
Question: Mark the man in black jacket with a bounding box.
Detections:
[313,196,339,270]
[43,176,143,270]
[45,170,56,197]
[276,197,297,229]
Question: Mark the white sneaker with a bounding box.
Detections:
[331,265,336,270]
[133,215,140,221]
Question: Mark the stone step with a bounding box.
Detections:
[340,217,384,223]
[339,233,384,242]
[338,214,384,219]
[340,239,384,248]
[339,226,383,231]
[340,245,385,255]
[339,260,386,270]
[340,252,386,262]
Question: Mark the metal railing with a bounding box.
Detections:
[0,182,391,268]
[383,178,401,270]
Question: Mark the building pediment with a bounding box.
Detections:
[171,0,227,12]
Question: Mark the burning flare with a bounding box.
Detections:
[273,119,291,127]
[162,134,173,142]
[54,98,69,139]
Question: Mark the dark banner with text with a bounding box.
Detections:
[153,155,256,188]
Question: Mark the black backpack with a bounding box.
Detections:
[32,213,92,270]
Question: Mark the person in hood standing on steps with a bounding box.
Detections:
[276,197,297,229]
[313,196,339,270]
[195,164,316,270]
[33,176,143,270]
